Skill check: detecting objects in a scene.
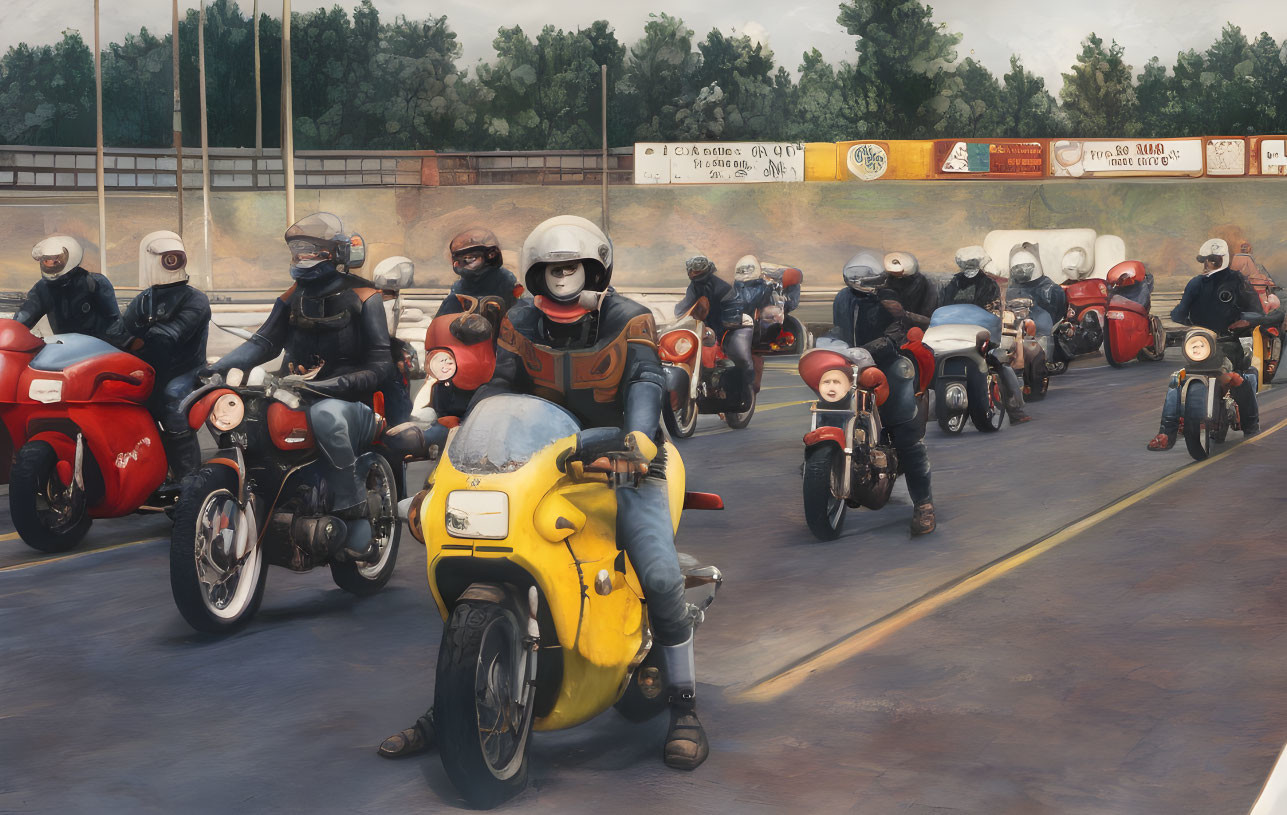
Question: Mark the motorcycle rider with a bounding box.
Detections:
[879,251,937,331]
[372,256,419,425]
[940,246,1030,424]
[15,235,129,347]
[121,231,211,485]
[817,248,936,535]
[199,213,391,560]
[1060,246,1092,281]
[734,254,802,315]
[434,227,525,318]
[675,255,754,411]
[1148,238,1264,450]
[1004,242,1067,327]
[379,215,709,771]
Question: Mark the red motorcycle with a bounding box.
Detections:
[1055,277,1108,361]
[0,319,169,552]
[659,308,756,438]
[1101,261,1166,367]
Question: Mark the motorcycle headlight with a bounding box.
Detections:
[209,392,245,431]
[674,336,694,357]
[1183,332,1212,364]
[445,490,508,540]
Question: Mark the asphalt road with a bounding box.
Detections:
[2,348,1286,814]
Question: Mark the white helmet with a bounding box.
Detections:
[1061,247,1090,280]
[1008,242,1044,284]
[883,251,918,277]
[372,256,415,291]
[520,215,612,299]
[139,230,188,286]
[734,254,762,283]
[1197,238,1230,273]
[954,245,990,278]
[32,235,84,281]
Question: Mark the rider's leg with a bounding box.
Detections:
[722,327,755,410]
[879,364,934,535]
[617,471,708,770]
[997,364,1030,423]
[308,398,378,559]
[1230,371,1260,434]
[1148,382,1181,450]
[160,370,202,485]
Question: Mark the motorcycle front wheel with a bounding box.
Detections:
[723,389,756,429]
[968,369,1005,433]
[665,395,698,439]
[330,452,401,596]
[1183,381,1212,461]
[1137,317,1167,362]
[436,601,535,809]
[169,464,267,634]
[934,379,967,434]
[802,445,847,541]
[10,440,90,553]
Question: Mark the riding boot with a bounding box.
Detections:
[378,708,436,758]
[382,422,433,461]
[160,429,202,489]
[328,465,376,561]
[661,634,709,770]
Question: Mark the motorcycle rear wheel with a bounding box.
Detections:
[1183,381,1212,461]
[665,396,698,439]
[802,445,847,541]
[723,390,756,429]
[169,465,267,634]
[330,452,401,596]
[10,440,90,553]
[436,601,535,809]
[1023,358,1050,400]
[1137,317,1167,362]
[968,370,1005,433]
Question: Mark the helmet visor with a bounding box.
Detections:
[160,250,187,272]
[285,212,344,243]
[34,248,69,277]
[289,239,333,268]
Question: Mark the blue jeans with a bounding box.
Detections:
[616,470,689,646]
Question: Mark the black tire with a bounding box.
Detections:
[614,647,668,722]
[786,316,809,354]
[330,453,401,596]
[968,369,1005,433]
[802,445,847,541]
[934,379,968,434]
[436,601,535,809]
[1211,396,1231,444]
[169,464,268,634]
[10,440,90,553]
[724,389,755,429]
[1183,380,1211,461]
[665,395,698,439]
[1047,358,1068,375]
[1023,360,1050,401]
[1137,317,1167,363]
[1264,334,1282,384]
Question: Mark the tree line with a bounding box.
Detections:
[2,0,1285,150]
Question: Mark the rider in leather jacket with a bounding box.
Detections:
[880,251,937,331]
[379,216,710,772]
[434,228,525,318]
[1149,238,1265,450]
[1005,241,1068,336]
[819,248,936,535]
[122,231,211,484]
[201,213,392,560]
[675,255,754,411]
[16,235,129,347]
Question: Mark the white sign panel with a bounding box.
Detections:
[1050,139,1203,177]
[634,142,805,184]
[1206,139,1246,175]
[1261,139,1287,175]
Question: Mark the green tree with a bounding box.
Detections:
[619,13,699,140]
[1133,56,1176,136]
[788,48,852,141]
[693,29,779,139]
[1246,31,1287,133]
[369,14,469,149]
[939,57,1003,136]
[999,55,1062,137]
[102,28,171,146]
[1059,33,1137,137]
[0,31,95,146]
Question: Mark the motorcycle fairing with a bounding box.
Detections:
[1063,278,1109,311]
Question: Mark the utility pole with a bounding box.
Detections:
[282,0,295,227]
[94,0,107,276]
[600,64,609,236]
[253,0,262,188]
[199,0,213,289]
[172,0,183,237]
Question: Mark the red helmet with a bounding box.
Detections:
[1108,260,1145,288]
[423,311,496,392]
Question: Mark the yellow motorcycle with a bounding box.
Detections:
[403,393,724,808]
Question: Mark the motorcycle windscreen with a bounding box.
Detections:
[450,394,580,475]
[928,304,1001,343]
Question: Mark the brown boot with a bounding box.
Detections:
[377,710,435,758]
[911,502,936,536]
[1146,431,1175,451]
[663,691,709,771]
[1007,407,1033,424]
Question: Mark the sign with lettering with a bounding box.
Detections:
[1049,138,1204,177]
[844,142,889,180]
[633,142,805,184]
[932,140,1044,177]
[1205,138,1246,175]
[1254,138,1287,175]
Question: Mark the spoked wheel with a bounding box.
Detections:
[935,379,968,434]
[1047,358,1068,375]
[436,601,536,809]
[802,445,847,541]
[1183,380,1212,461]
[330,452,401,596]
[10,440,90,553]
[169,465,267,634]
[1138,317,1168,362]
[665,395,698,439]
[968,369,1005,432]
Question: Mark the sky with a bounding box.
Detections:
[2,0,1285,91]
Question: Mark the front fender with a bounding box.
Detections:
[202,447,247,504]
[804,427,847,450]
[663,364,691,408]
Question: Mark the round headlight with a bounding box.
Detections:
[1184,334,1212,363]
[674,336,694,356]
[210,393,245,431]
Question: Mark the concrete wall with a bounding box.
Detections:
[0,180,1283,293]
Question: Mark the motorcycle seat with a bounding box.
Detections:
[29,333,122,372]
[1107,295,1148,316]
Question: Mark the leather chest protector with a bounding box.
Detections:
[499,311,658,424]
[284,287,366,376]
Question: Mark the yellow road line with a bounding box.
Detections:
[731,414,1287,704]
[0,537,161,573]
[0,532,20,542]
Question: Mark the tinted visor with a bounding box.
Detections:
[160,251,186,271]
[35,250,69,276]
[289,239,333,266]
[1197,254,1224,265]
